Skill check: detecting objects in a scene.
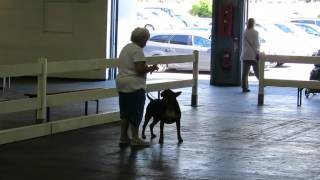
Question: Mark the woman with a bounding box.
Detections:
[116,27,158,147]
[242,18,260,93]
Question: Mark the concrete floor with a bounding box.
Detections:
[1,74,320,179]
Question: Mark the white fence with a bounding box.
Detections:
[0,51,199,144]
[258,54,320,106]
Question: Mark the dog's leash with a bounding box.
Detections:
[146,91,161,99]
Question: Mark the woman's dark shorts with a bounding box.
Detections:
[119,89,146,127]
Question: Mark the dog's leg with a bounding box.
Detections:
[142,113,152,139]
[176,120,183,143]
[159,121,164,144]
[149,119,160,139]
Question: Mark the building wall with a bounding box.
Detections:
[0,0,108,79]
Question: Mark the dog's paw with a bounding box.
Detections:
[158,138,163,144]
[178,138,183,144]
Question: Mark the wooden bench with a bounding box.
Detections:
[24,89,101,121]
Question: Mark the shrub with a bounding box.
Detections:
[190,0,213,18]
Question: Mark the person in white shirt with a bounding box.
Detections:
[242,18,260,93]
[116,27,158,147]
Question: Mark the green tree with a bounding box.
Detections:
[190,0,213,18]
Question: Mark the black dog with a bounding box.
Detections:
[142,89,183,144]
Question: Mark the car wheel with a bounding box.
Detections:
[144,24,155,31]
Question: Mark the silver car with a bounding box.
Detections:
[144,31,212,71]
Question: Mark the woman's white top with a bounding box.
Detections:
[242,28,260,61]
[116,43,147,92]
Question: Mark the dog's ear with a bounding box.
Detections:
[160,89,169,98]
[175,91,182,97]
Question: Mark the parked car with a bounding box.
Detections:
[290,18,320,27]
[273,22,319,55]
[256,22,317,56]
[144,31,212,71]
[293,23,320,36]
[136,10,173,31]
[142,6,189,28]
[256,22,311,66]
[174,11,212,28]
[135,8,185,31]
[140,7,186,30]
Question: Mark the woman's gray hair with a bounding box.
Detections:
[130,27,150,43]
[247,18,255,29]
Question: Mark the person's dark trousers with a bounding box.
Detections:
[242,60,259,91]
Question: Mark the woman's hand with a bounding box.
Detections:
[149,64,159,74]
[135,62,159,75]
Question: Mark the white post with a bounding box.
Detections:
[258,54,265,106]
[191,50,199,107]
[36,58,47,123]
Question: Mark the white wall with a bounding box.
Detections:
[0,0,108,79]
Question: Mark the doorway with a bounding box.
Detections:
[108,0,213,79]
[247,1,320,82]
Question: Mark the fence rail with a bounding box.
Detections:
[0,51,199,144]
[258,54,320,106]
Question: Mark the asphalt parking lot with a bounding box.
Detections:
[266,63,314,80]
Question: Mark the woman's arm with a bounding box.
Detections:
[255,31,260,53]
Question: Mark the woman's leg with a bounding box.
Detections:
[118,92,131,144]
[131,124,140,140]
[242,61,251,91]
[252,61,259,79]
[130,89,149,146]
[120,119,130,143]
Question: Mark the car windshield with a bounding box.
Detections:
[295,24,320,35]
[292,20,314,24]
[150,35,171,43]
[274,23,309,37]
[194,36,211,47]
[170,35,192,45]
[275,24,294,33]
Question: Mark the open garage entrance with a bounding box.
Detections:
[247,1,320,83]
